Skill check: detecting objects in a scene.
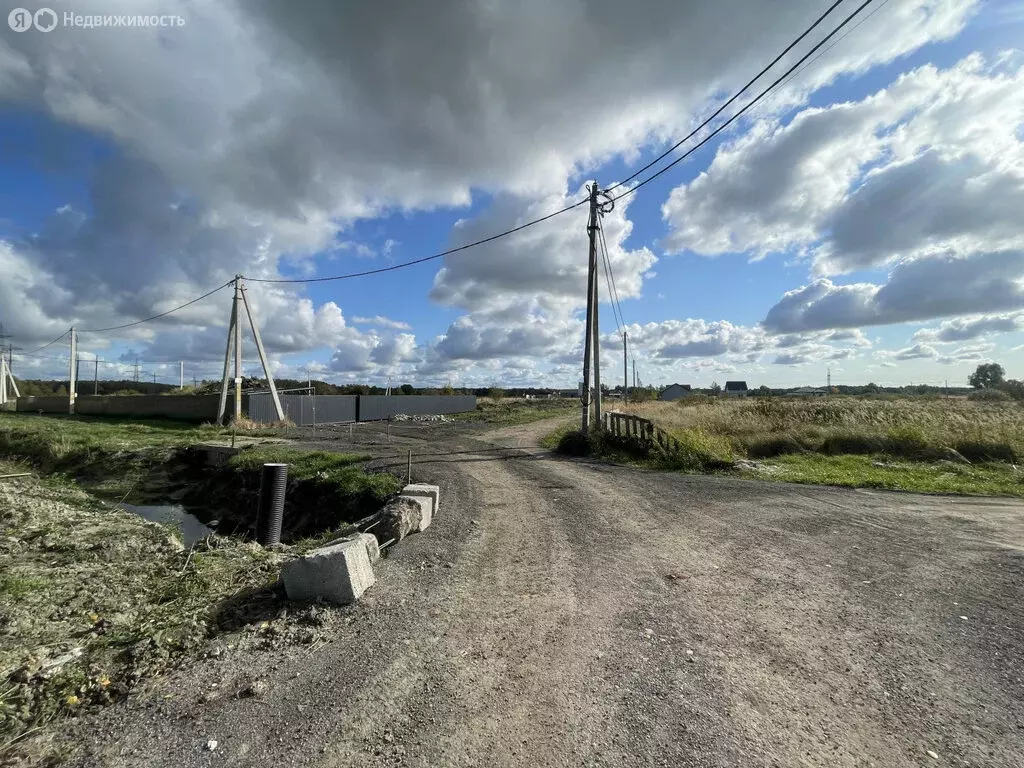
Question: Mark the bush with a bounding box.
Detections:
[555,429,592,456]
[819,432,885,456]
[660,429,734,472]
[968,388,1011,402]
[954,441,1019,464]
[884,426,932,459]
[746,434,808,458]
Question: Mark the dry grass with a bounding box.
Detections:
[617,396,1024,462]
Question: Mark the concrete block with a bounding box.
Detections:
[400,494,432,532]
[402,483,440,515]
[323,532,380,564]
[281,538,375,605]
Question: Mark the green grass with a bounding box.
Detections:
[228,447,401,502]
[545,396,1024,497]
[456,397,578,426]
[748,454,1024,496]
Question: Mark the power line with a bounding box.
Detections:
[771,0,892,98]
[5,0,876,329]
[246,199,589,285]
[248,2,854,287]
[609,0,877,205]
[79,281,233,334]
[603,0,848,195]
[597,216,625,335]
[23,330,70,355]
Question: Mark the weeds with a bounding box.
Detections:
[549,397,1024,496]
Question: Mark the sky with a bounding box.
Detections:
[1,0,1023,390]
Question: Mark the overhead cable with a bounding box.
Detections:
[609,0,877,204]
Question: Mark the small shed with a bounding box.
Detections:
[659,383,692,401]
[723,381,748,397]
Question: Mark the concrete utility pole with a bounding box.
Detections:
[233,276,243,420]
[623,331,628,403]
[216,275,285,424]
[179,361,184,390]
[68,328,77,414]
[94,356,99,395]
[581,183,599,433]
[633,358,637,392]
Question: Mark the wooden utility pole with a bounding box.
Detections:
[581,183,599,433]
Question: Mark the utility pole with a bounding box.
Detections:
[133,358,140,384]
[217,275,285,424]
[233,276,243,420]
[68,328,77,414]
[633,358,637,391]
[623,331,628,404]
[152,372,157,384]
[581,183,599,433]
[93,356,99,395]
[193,376,198,389]
[179,361,184,390]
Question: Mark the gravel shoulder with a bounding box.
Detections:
[58,417,1024,767]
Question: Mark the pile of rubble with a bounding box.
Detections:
[391,413,453,423]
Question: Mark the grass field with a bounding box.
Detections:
[455,396,578,426]
[554,396,1024,496]
[0,413,400,756]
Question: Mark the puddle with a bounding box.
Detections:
[120,503,214,546]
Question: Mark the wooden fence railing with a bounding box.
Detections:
[602,411,683,455]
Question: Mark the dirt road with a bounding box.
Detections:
[67,418,1024,767]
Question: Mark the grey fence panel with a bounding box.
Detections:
[357,395,477,421]
[248,394,470,424]
[313,395,358,424]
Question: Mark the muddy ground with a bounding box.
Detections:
[51,416,1024,767]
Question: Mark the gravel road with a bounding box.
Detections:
[65,418,1024,767]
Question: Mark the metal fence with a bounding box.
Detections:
[247,393,475,426]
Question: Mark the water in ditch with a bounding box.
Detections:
[120,503,215,546]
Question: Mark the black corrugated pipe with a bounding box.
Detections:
[256,462,288,546]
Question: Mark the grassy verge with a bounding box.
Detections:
[0,415,404,759]
[455,397,578,426]
[547,397,1024,496]
[750,454,1023,496]
[0,465,310,760]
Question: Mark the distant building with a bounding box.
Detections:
[787,386,826,397]
[723,380,748,397]
[658,383,692,401]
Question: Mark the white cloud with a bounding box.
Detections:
[912,313,1024,343]
[351,315,412,331]
[662,54,1024,274]
[762,250,1024,333]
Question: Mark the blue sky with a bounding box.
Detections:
[2,0,1023,389]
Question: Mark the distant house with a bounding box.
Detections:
[787,386,826,397]
[723,381,748,397]
[659,383,692,401]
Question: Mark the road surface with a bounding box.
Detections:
[67,418,1024,767]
